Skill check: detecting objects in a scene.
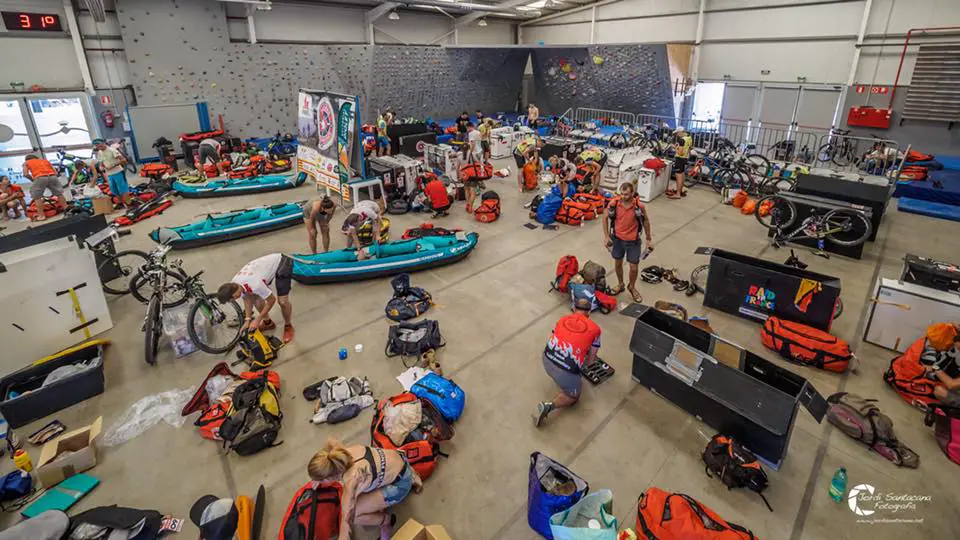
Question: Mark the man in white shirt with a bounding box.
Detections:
[467,125,483,164]
[197,138,224,177]
[341,199,384,253]
[216,253,295,343]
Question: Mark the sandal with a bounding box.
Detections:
[609,284,626,295]
[628,287,643,303]
[667,193,682,200]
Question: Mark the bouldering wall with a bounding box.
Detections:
[530,45,674,118]
[116,0,524,138]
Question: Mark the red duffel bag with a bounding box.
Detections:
[760,317,853,373]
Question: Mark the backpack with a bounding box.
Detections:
[522,161,539,190]
[385,319,445,360]
[637,487,757,540]
[535,192,564,225]
[594,291,617,313]
[924,403,960,465]
[827,392,920,468]
[883,337,942,408]
[0,470,32,507]
[580,260,608,292]
[278,481,343,540]
[370,393,453,480]
[606,195,644,240]
[702,434,772,511]
[182,362,281,441]
[569,283,600,313]
[475,191,501,223]
[551,255,579,293]
[218,373,283,456]
[385,274,433,321]
[411,373,466,423]
[760,317,853,373]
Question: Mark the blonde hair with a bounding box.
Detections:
[308,439,354,481]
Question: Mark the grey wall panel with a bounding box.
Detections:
[796,88,841,130]
[721,85,756,122]
[530,45,674,117]
[759,87,799,127]
[128,103,202,160]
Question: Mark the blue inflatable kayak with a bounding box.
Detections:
[173,172,307,198]
[150,202,305,249]
[293,232,479,284]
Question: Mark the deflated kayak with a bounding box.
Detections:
[173,172,307,198]
[150,202,305,248]
[292,232,479,284]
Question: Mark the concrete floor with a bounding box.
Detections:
[3,156,959,539]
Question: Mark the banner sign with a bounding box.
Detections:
[297,89,364,195]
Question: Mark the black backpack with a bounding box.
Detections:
[702,434,772,511]
[219,375,282,456]
[385,319,446,363]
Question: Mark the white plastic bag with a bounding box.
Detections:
[102,387,195,447]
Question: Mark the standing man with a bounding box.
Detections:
[197,137,225,177]
[341,199,384,251]
[21,154,65,222]
[217,253,295,343]
[669,127,692,199]
[376,111,392,157]
[534,287,602,427]
[303,196,337,254]
[602,182,653,303]
[94,139,134,208]
[527,103,540,128]
[478,118,493,164]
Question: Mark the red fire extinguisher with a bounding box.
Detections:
[100,110,115,129]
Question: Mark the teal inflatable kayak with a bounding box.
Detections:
[150,202,305,249]
[173,172,307,198]
[293,232,479,284]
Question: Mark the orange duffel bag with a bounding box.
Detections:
[637,487,759,540]
[760,317,853,373]
[555,200,585,226]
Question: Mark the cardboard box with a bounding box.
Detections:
[391,519,453,540]
[35,416,102,488]
[91,197,113,216]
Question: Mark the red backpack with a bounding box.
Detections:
[278,481,342,540]
[370,393,453,480]
[551,255,579,293]
[760,317,853,373]
[474,191,500,223]
[906,150,933,162]
[884,337,943,408]
[637,487,758,539]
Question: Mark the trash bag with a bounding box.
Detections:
[102,388,195,447]
[528,452,589,539]
[550,489,617,540]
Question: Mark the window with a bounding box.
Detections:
[692,82,725,125]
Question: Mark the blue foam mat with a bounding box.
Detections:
[893,170,960,205]
[937,155,960,171]
[897,197,960,222]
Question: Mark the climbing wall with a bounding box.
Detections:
[116,0,525,138]
[531,45,674,117]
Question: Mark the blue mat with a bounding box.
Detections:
[907,159,943,170]
[898,197,960,222]
[893,170,960,205]
[937,155,960,171]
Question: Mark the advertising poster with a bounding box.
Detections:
[296,89,364,195]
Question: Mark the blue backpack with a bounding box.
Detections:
[411,373,466,423]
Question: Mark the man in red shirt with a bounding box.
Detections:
[422,175,451,218]
[535,288,603,427]
[601,182,653,303]
[0,176,27,220]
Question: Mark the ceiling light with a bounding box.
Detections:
[478,18,488,27]
[388,10,400,20]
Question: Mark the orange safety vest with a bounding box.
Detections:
[25,158,57,179]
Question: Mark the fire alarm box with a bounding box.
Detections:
[847,106,892,129]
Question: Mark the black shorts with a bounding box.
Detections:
[198,144,219,165]
[481,140,490,152]
[276,255,293,297]
[673,157,688,173]
[513,151,526,168]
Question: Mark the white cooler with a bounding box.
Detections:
[490,127,515,159]
[864,278,960,352]
[621,158,672,202]
[600,147,648,191]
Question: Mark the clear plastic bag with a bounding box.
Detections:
[162,303,199,358]
[102,387,195,447]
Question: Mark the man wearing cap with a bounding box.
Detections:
[921,323,960,406]
[191,495,238,540]
[93,139,133,208]
[668,127,692,199]
[534,287,602,427]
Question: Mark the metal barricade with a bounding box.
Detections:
[572,107,636,126]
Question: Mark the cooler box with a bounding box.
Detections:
[490,127,515,159]
[633,160,672,202]
[863,277,960,353]
[599,147,647,191]
[900,254,960,294]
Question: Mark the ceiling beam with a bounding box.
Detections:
[365,1,401,24]
[520,0,622,26]
[455,0,532,26]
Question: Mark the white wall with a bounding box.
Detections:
[0,0,80,89]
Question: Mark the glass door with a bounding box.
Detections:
[0,100,33,183]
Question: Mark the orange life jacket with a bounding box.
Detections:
[884,337,944,408]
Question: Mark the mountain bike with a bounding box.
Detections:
[184,270,243,354]
[139,244,181,365]
[754,195,872,258]
[83,224,149,295]
[129,244,188,308]
[817,129,859,167]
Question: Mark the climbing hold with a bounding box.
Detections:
[592,55,604,65]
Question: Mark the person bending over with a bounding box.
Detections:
[575,158,602,194]
[602,182,653,303]
[0,176,27,220]
[342,199,384,253]
[535,288,602,427]
[21,154,64,221]
[197,137,225,177]
[668,127,692,199]
[423,175,451,218]
[549,155,577,195]
[514,136,543,190]
[304,196,337,254]
[217,253,295,343]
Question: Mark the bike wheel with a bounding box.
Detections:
[817,143,834,163]
[98,250,149,295]
[144,295,161,366]
[755,195,797,231]
[718,169,748,192]
[823,209,872,246]
[130,269,188,307]
[758,175,797,196]
[832,147,853,167]
[744,154,772,178]
[188,294,243,354]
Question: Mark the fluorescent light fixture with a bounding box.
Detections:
[388,9,400,19]
[478,17,488,26]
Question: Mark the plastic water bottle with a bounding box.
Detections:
[338,347,348,361]
[829,467,847,502]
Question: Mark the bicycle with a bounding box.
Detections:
[83,224,150,295]
[129,244,188,308]
[139,244,181,365]
[817,129,858,167]
[754,194,872,258]
[183,269,243,354]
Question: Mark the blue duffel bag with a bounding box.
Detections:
[527,452,589,539]
[411,373,466,423]
[536,192,564,225]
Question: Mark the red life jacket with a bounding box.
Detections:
[884,337,944,408]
